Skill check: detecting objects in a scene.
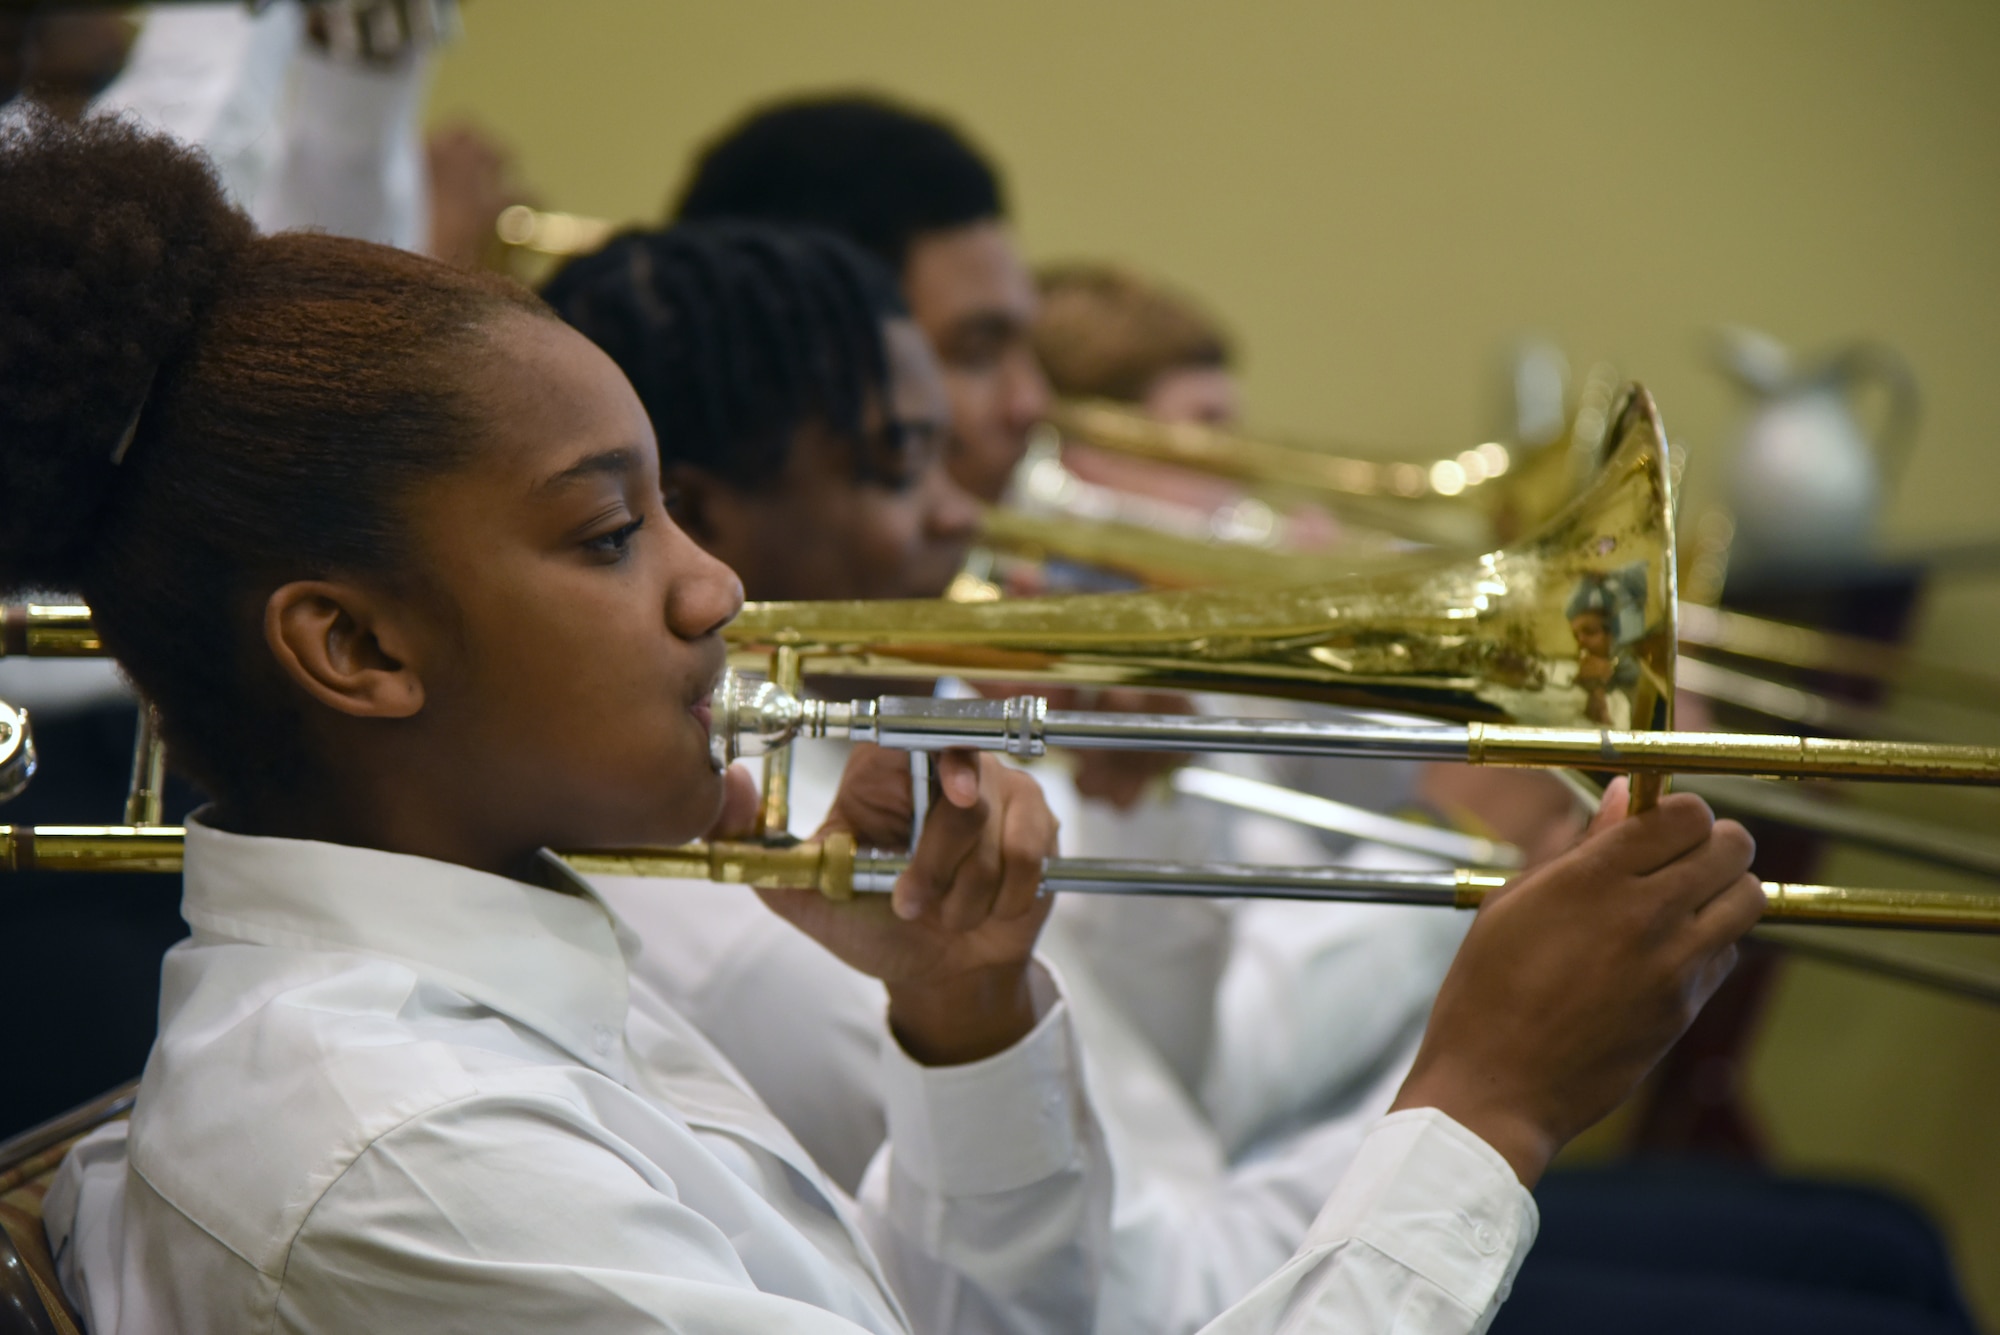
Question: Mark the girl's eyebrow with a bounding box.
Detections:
[536,447,640,494]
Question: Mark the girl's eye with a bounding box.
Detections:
[584,516,646,559]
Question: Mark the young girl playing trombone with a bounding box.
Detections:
[6,113,1762,1334]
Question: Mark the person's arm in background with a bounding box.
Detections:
[1203,757,1587,1156]
[1202,831,1467,1157]
[1094,1044,1410,1335]
[91,2,302,208]
[251,33,436,250]
[18,3,300,723]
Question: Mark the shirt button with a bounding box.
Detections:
[592,1023,616,1055]
[1471,1220,1501,1254]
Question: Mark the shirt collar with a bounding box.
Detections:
[181,816,634,1080]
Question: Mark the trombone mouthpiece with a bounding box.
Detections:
[708,668,865,769]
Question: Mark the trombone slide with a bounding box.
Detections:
[728,686,2000,787]
[11,825,2000,933]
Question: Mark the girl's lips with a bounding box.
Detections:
[689,697,713,736]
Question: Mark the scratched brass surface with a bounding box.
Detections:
[567,833,858,901]
[1468,726,2000,785]
[735,385,1677,733]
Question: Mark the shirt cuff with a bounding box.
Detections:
[877,958,1083,1197]
[1304,1107,1541,1313]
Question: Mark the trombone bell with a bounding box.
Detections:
[731,387,1678,735]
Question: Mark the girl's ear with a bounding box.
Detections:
[263,580,426,719]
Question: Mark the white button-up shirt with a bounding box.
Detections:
[592,739,1535,1335]
[46,818,1108,1334]
[50,812,1536,1334]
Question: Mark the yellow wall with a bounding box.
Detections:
[430,2,2000,1322]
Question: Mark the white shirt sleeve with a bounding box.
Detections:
[98,5,434,251]
[91,2,304,209]
[250,44,433,250]
[1198,1110,1538,1335]
[1095,1053,1412,1335]
[862,966,1112,1335]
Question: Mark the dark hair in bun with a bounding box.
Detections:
[0,108,252,585]
[0,111,548,801]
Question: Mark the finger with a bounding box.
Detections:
[1687,870,1767,952]
[993,774,1058,921]
[1647,818,1757,915]
[1588,776,1631,835]
[935,748,982,808]
[1512,776,1630,887]
[936,806,1007,933]
[894,780,988,921]
[818,745,915,847]
[708,763,762,839]
[1577,790,1717,878]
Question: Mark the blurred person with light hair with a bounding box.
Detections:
[1030,262,1257,524]
[1035,262,1239,425]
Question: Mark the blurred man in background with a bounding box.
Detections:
[675,94,1049,505]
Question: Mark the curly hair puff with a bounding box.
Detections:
[0,110,548,802]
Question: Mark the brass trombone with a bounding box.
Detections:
[8,820,2000,935]
[6,387,2000,934]
[977,503,2000,742]
[1024,395,2000,721]
[974,409,2000,907]
[747,386,1678,734]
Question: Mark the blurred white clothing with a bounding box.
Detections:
[95,2,432,249]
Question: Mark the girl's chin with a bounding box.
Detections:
[652,768,737,847]
[588,776,731,852]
